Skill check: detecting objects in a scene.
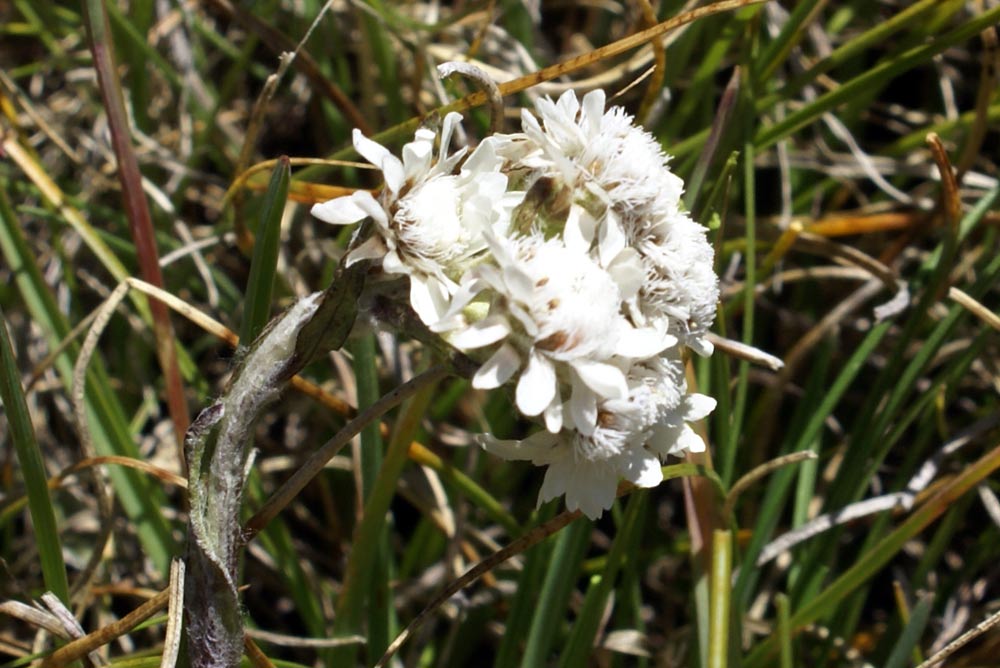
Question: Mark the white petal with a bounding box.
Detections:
[544,397,563,433]
[439,112,462,161]
[352,129,391,166]
[538,457,572,507]
[687,336,715,357]
[598,210,626,267]
[351,190,390,227]
[409,276,450,325]
[401,131,434,179]
[554,89,580,121]
[571,359,628,400]
[479,430,559,464]
[472,343,521,389]
[620,449,663,488]
[683,393,717,422]
[449,314,511,350]
[380,155,405,195]
[462,138,500,175]
[311,192,373,225]
[508,302,539,338]
[568,380,597,436]
[344,236,386,265]
[561,460,617,519]
[614,327,676,358]
[606,248,645,299]
[503,263,535,304]
[516,351,557,416]
[675,425,707,454]
[430,277,487,333]
[562,204,589,253]
[581,89,606,135]
[382,250,406,274]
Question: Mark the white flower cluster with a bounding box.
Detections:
[313,90,719,519]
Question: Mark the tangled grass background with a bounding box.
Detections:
[1,1,999,667]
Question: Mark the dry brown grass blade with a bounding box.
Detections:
[759,221,803,278]
[805,211,924,237]
[61,277,354,420]
[492,0,766,100]
[949,287,1000,331]
[926,132,962,229]
[955,17,999,179]
[0,455,189,518]
[159,560,185,668]
[225,157,372,209]
[83,0,190,453]
[243,636,277,668]
[634,0,667,123]
[38,589,169,668]
[363,0,766,150]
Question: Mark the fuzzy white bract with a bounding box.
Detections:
[312,90,720,519]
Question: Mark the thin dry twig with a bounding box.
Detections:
[724,451,817,519]
[916,607,1000,668]
[949,286,1000,331]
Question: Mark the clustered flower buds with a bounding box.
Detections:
[313,90,719,519]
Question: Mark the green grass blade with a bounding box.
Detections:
[241,157,290,345]
[732,321,891,610]
[707,530,733,668]
[559,492,647,668]
[883,592,934,668]
[0,306,70,603]
[330,372,440,666]
[493,505,556,668]
[350,333,395,660]
[775,593,792,668]
[522,516,591,666]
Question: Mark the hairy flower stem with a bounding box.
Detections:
[184,294,321,668]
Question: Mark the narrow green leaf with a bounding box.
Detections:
[776,593,792,668]
[330,373,441,666]
[754,6,1000,150]
[883,593,934,668]
[293,260,367,367]
[350,334,395,660]
[241,157,290,345]
[494,505,557,668]
[708,530,734,668]
[0,307,69,604]
[559,492,647,668]
[522,516,591,666]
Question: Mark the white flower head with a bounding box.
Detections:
[442,232,671,435]
[311,113,519,325]
[476,353,715,519]
[514,90,719,353]
[630,213,720,355]
[478,428,661,520]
